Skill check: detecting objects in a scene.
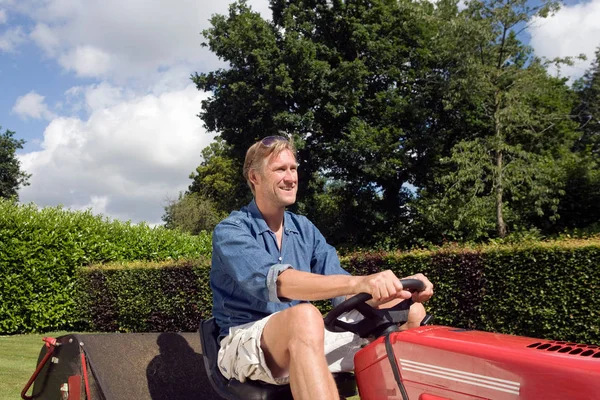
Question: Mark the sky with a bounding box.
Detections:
[1,0,599,226]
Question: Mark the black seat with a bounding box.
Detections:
[199,318,356,400]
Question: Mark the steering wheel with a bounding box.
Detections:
[324,279,425,338]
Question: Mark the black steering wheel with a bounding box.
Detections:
[324,279,425,338]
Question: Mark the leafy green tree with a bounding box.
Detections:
[412,0,578,241]
[553,46,600,233]
[188,136,249,214]
[573,46,600,157]
[194,0,464,246]
[551,157,600,233]
[193,0,584,246]
[162,192,227,235]
[164,138,243,234]
[0,127,31,200]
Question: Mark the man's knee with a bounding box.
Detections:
[265,303,325,341]
[401,302,426,330]
[261,304,326,375]
[285,303,325,336]
[283,304,326,357]
[409,302,426,320]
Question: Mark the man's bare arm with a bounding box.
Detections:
[276,269,359,301]
[276,269,418,303]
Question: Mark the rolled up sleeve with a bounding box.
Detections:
[266,264,294,303]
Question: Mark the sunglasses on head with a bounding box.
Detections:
[260,135,289,146]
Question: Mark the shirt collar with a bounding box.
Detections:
[247,199,299,235]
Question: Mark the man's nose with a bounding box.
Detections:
[284,169,296,181]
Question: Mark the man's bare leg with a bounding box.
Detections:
[375,299,427,330]
[399,302,426,330]
[261,303,339,400]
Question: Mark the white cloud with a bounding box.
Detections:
[6,0,272,224]
[0,25,25,52]
[58,45,113,77]
[72,195,109,216]
[12,91,57,120]
[81,82,127,110]
[18,81,215,225]
[528,0,600,81]
[6,0,263,225]
[30,23,60,56]
[8,0,271,80]
[0,9,7,24]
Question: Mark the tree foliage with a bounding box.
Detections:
[194,0,467,246]
[0,127,31,200]
[553,46,600,233]
[162,192,227,235]
[192,0,590,246]
[163,138,243,234]
[188,136,249,213]
[573,46,600,157]
[408,0,578,242]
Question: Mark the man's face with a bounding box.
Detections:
[254,149,298,208]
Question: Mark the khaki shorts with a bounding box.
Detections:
[217,309,367,385]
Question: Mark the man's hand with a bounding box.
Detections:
[404,273,434,303]
[354,270,411,303]
[353,270,434,305]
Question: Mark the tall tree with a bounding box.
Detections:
[193,0,582,245]
[194,0,463,246]
[0,127,31,201]
[573,46,600,157]
[554,46,600,232]
[162,192,226,234]
[188,136,248,214]
[163,137,243,233]
[413,0,578,241]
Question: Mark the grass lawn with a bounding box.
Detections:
[0,331,69,400]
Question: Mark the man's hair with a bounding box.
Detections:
[243,137,297,195]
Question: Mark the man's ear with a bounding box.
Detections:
[248,168,261,187]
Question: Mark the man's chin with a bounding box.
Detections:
[279,195,296,207]
[284,198,297,207]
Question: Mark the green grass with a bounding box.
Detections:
[0,332,68,400]
[1,332,360,400]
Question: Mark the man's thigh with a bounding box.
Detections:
[217,314,287,384]
[218,309,366,384]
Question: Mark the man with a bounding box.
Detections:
[210,135,433,400]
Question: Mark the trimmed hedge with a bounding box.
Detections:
[73,239,600,345]
[343,239,600,344]
[0,199,211,334]
[75,260,212,332]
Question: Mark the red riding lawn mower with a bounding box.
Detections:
[23,280,600,400]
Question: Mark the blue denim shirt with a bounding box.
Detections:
[210,200,350,337]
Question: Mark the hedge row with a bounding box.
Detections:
[0,199,211,334]
[74,260,212,332]
[343,239,600,344]
[74,238,600,345]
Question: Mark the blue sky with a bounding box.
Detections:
[1,0,599,225]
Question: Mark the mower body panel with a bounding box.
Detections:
[354,326,600,400]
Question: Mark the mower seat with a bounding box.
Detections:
[199,318,356,400]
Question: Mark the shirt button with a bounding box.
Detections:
[278,257,282,262]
